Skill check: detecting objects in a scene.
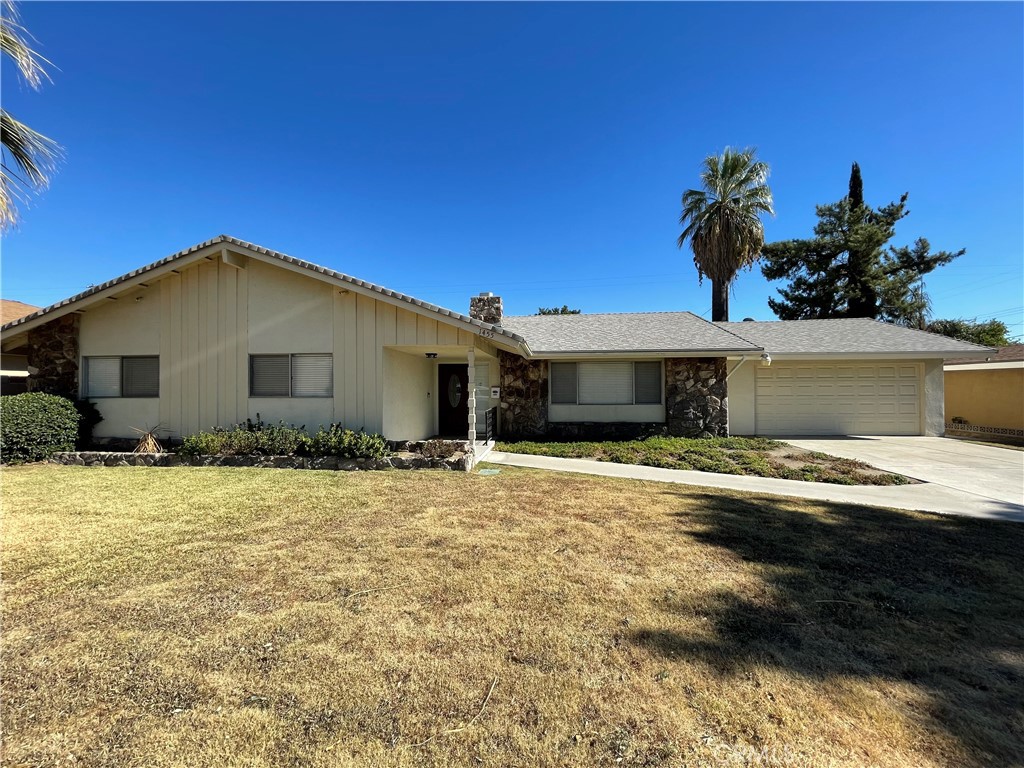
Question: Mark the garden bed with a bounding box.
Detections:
[494,436,912,485]
[50,446,470,471]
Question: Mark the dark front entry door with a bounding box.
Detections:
[438,364,469,437]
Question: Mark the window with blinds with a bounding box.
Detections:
[83,356,159,397]
[85,357,121,397]
[122,356,160,397]
[550,362,578,404]
[250,354,333,398]
[549,361,662,406]
[633,361,662,404]
[291,354,333,397]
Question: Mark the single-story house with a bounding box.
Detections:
[0,236,991,450]
[1,299,40,395]
[943,344,1024,441]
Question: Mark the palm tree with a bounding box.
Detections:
[677,147,774,321]
[1,0,62,231]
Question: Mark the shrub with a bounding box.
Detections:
[1,392,81,464]
[179,415,308,457]
[72,398,103,449]
[419,439,463,459]
[308,424,390,460]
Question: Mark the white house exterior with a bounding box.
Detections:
[0,236,991,444]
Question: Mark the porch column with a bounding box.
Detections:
[467,347,477,445]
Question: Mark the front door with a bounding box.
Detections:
[438,364,469,437]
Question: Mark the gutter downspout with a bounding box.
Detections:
[725,356,748,382]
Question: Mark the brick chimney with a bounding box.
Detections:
[469,292,503,325]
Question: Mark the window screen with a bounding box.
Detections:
[633,361,661,404]
[550,362,578,404]
[122,356,160,397]
[291,354,333,398]
[85,357,120,397]
[579,362,633,404]
[250,355,290,397]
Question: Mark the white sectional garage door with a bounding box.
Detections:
[755,363,922,435]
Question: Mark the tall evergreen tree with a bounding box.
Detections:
[761,164,964,325]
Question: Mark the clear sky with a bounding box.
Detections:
[2,2,1022,338]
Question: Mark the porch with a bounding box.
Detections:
[382,344,501,466]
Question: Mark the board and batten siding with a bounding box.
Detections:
[79,253,493,439]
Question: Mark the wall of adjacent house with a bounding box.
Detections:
[78,252,496,440]
[945,366,1024,432]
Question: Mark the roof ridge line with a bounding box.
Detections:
[703,314,768,349]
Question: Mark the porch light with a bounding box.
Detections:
[425,352,437,359]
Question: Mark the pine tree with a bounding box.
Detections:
[761,164,964,324]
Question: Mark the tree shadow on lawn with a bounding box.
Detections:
[631,492,1024,764]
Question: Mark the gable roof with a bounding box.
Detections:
[946,343,1024,366]
[499,312,762,355]
[0,300,39,325]
[716,318,993,358]
[0,235,528,350]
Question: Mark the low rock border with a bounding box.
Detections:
[50,451,469,471]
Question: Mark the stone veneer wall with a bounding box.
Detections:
[498,350,548,438]
[665,357,728,437]
[26,315,80,397]
[497,353,730,440]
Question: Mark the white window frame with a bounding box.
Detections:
[82,355,160,398]
[548,360,663,406]
[249,353,333,398]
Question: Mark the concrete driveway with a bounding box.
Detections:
[784,436,1024,518]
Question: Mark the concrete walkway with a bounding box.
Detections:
[485,448,1024,523]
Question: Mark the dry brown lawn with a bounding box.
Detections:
[1,465,1022,767]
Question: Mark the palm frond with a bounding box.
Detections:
[0,0,52,89]
[1,1,60,230]
[677,147,775,283]
[1,110,62,230]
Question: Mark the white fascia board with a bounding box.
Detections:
[529,349,760,359]
[765,351,991,361]
[944,360,1024,371]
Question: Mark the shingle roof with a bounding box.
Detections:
[716,318,993,357]
[0,300,39,325]
[946,343,1024,365]
[499,312,762,354]
[0,235,527,347]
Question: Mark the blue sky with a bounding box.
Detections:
[2,2,1022,337]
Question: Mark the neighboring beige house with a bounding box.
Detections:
[1,299,39,395]
[0,236,992,447]
[944,344,1024,441]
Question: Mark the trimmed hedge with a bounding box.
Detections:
[307,424,390,460]
[1,393,82,464]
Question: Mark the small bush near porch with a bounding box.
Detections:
[3,465,1021,767]
[494,436,910,485]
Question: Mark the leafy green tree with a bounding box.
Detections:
[1,0,62,230]
[535,305,581,315]
[926,318,1012,347]
[677,147,774,321]
[761,163,964,325]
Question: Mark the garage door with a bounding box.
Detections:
[755,363,922,435]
